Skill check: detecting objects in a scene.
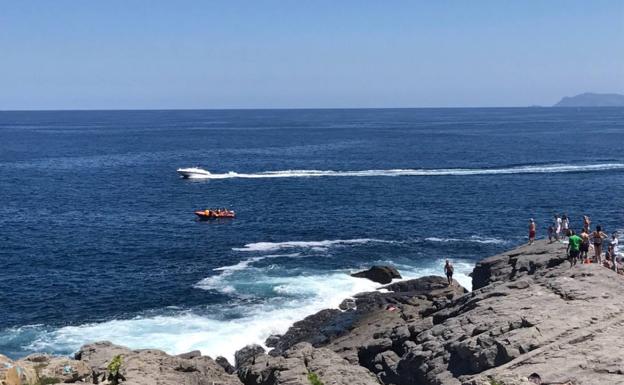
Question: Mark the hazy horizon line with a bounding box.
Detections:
[3,105,620,113]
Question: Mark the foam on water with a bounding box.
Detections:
[184,163,624,179]
[232,238,394,252]
[14,271,383,362]
[195,252,302,294]
[5,250,476,362]
[424,235,507,245]
[0,237,480,361]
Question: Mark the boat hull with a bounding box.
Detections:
[177,168,211,178]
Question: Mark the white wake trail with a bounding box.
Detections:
[185,163,624,179]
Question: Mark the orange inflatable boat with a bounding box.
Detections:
[194,209,236,220]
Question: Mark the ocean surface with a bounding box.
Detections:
[1,108,623,360]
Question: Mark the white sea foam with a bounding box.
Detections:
[232,238,393,252]
[11,240,477,364]
[195,253,301,293]
[21,271,382,363]
[184,163,624,179]
[424,236,507,245]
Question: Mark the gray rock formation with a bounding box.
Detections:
[348,240,624,385]
[270,276,465,359]
[216,356,236,374]
[351,265,402,284]
[74,341,241,385]
[0,352,89,385]
[252,240,624,385]
[237,342,380,385]
[234,344,266,369]
[265,334,282,348]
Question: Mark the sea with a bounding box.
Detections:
[1,107,623,361]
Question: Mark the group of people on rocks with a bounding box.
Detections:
[528,214,620,273]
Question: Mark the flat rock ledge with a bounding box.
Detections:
[3,240,624,385]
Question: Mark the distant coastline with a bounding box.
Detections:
[553,92,624,107]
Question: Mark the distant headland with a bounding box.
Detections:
[554,92,624,107]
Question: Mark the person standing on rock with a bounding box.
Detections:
[561,214,569,240]
[608,232,619,272]
[444,260,454,285]
[566,230,582,267]
[528,219,536,245]
[580,228,591,263]
[591,225,608,263]
[583,215,591,233]
[554,214,562,241]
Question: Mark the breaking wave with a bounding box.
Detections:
[6,258,473,363]
[183,163,624,179]
[0,236,477,363]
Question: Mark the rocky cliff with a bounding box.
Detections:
[2,240,623,385]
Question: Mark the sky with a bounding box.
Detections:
[1,1,623,110]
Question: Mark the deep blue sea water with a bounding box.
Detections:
[1,108,623,359]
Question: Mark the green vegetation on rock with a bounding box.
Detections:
[307,372,324,385]
[107,355,124,385]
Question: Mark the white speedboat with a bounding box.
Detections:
[177,167,211,178]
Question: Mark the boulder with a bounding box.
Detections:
[339,298,357,310]
[234,344,265,369]
[216,356,236,374]
[351,265,402,284]
[264,334,281,348]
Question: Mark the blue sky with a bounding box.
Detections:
[1,1,622,109]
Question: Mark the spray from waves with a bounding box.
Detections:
[424,235,508,245]
[183,163,624,179]
[232,238,395,252]
[11,271,383,362]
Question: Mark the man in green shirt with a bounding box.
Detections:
[567,230,582,267]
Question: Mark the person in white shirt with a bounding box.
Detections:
[609,232,619,273]
[561,214,569,240]
[554,214,562,241]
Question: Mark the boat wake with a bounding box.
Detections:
[181,163,624,179]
